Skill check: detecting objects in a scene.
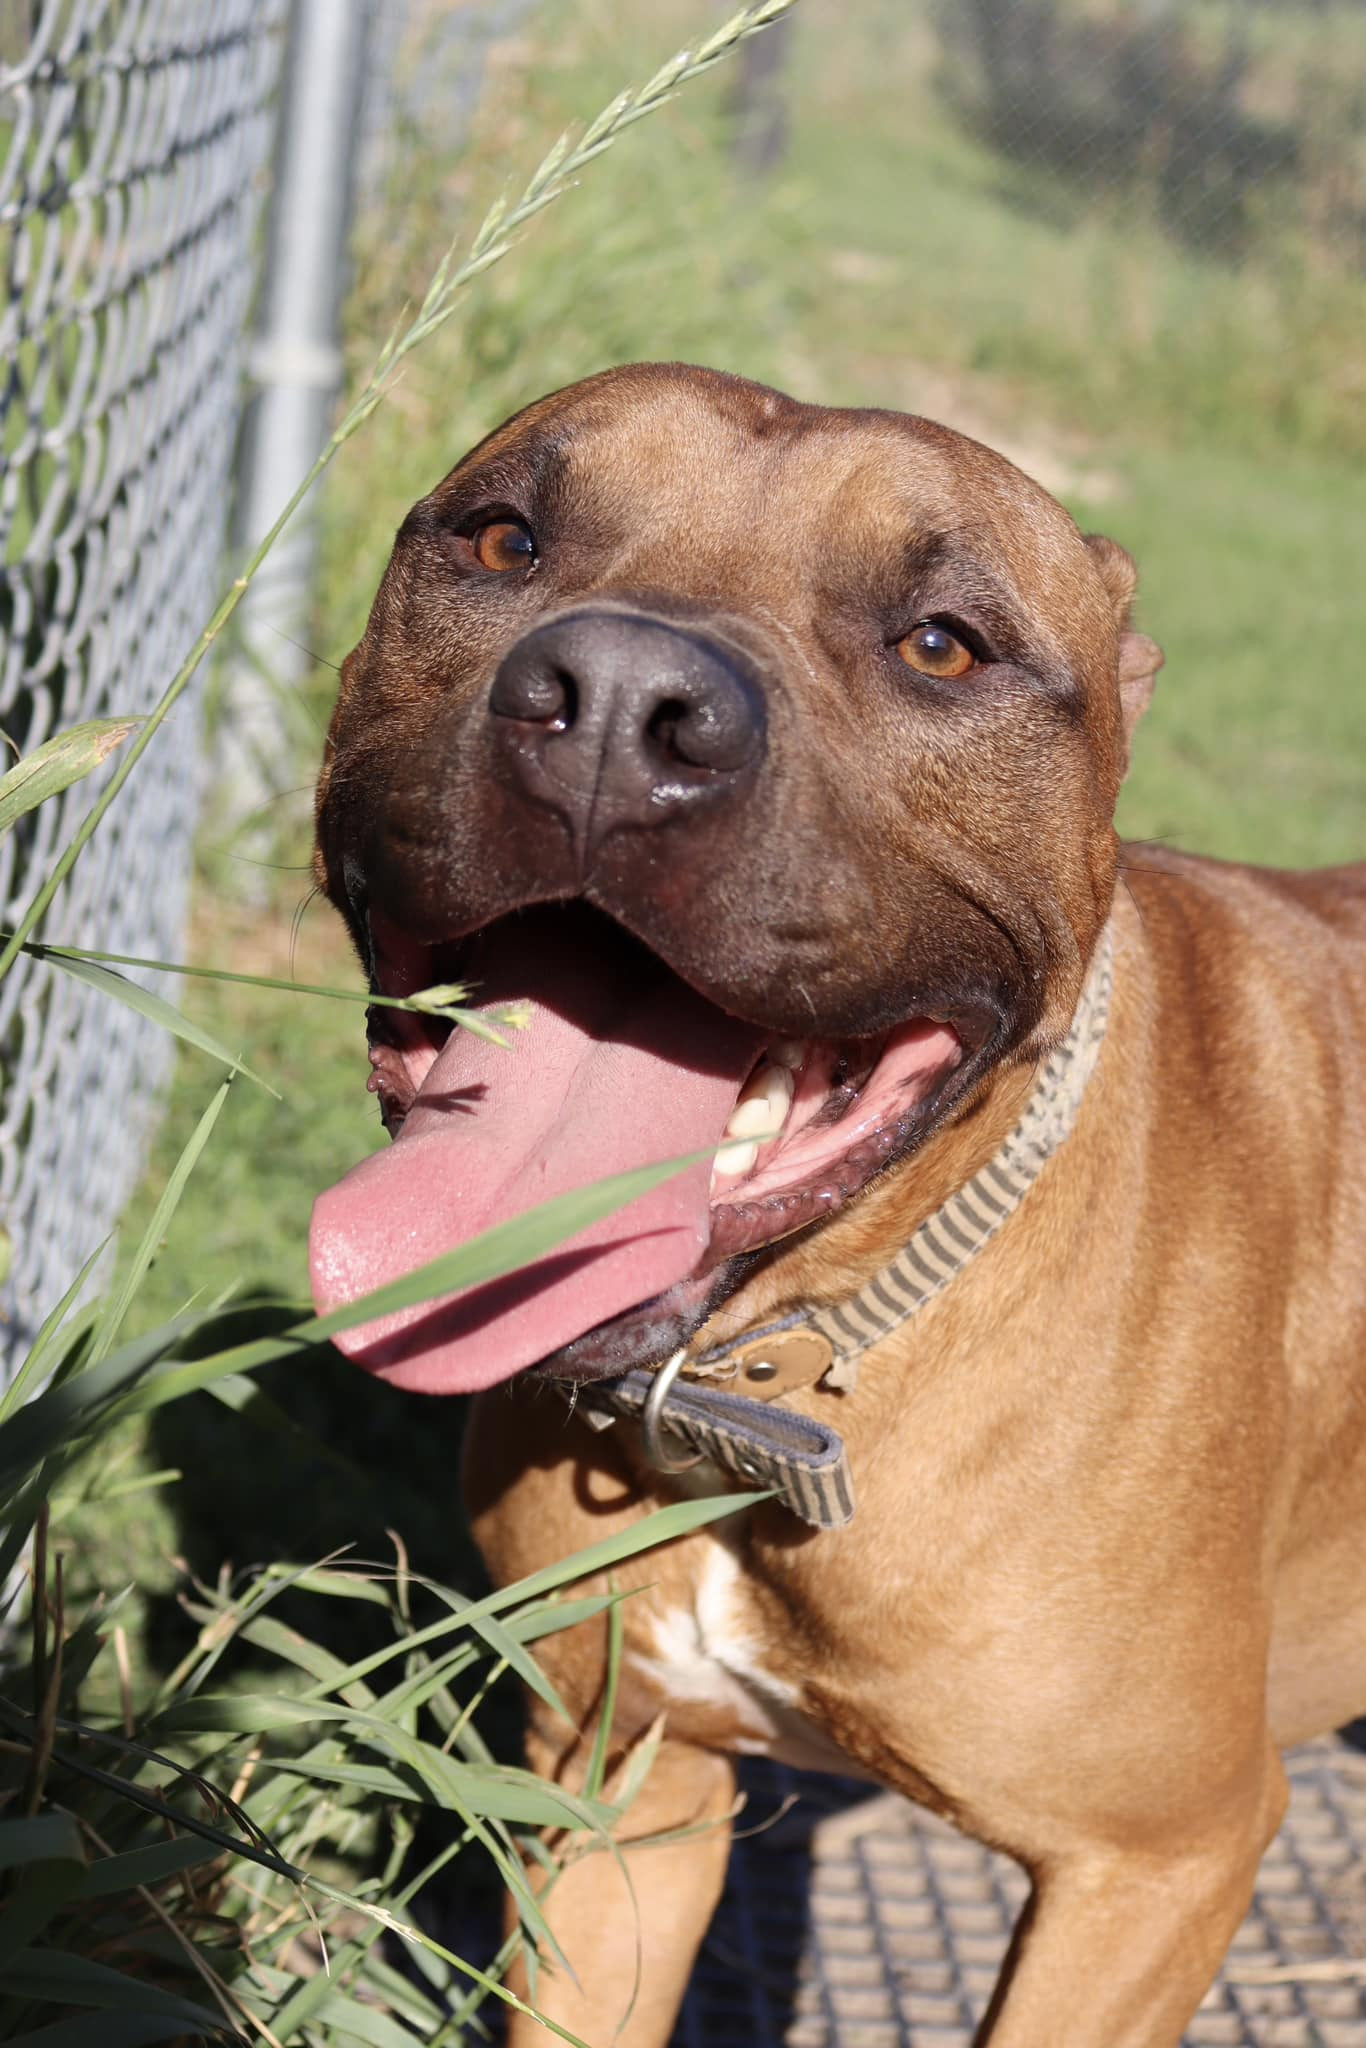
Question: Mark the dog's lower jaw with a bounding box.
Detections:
[529,1258,756,1382]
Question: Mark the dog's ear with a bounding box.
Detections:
[1085,533,1164,759]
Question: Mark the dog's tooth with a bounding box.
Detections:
[726,1095,779,1140]
[727,1063,793,1137]
[735,1064,769,1108]
[739,1061,795,1110]
[764,1064,795,1112]
[771,1039,807,1069]
[714,1137,760,1179]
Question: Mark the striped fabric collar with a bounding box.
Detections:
[575,925,1115,1528]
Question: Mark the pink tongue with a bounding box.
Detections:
[309,920,761,1393]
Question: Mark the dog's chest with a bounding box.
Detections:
[629,1539,851,1772]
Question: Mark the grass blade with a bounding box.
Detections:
[79,1836,219,1897]
[585,1582,624,1801]
[293,1493,766,1702]
[24,937,526,1045]
[0,2018,221,2046]
[202,1371,363,1475]
[276,1992,422,2048]
[25,948,277,1096]
[0,1244,110,1424]
[3,1951,225,2029]
[114,1142,726,1435]
[0,719,142,839]
[252,1751,586,1830]
[0,1814,85,1872]
[92,1146,714,1432]
[87,1078,234,1368]
[0,1314,210,1489]
[157,1695,613,1830]
[0,1857,88,1969]
[304,1148,707,1340]
[355,1568,576,1727]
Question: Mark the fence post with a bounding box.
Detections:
[221,0,378,833]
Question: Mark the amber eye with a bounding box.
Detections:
[896,622,976,679]
[470,519,536,572]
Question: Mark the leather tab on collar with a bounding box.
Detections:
[719,1329,835,1400]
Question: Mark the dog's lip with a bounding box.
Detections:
[355,898,982,1343]
[703,1019,965,1247]
[362,895,996,1066]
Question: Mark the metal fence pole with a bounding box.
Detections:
[219,0,377,832]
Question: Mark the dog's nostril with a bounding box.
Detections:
[646,696,690,759]
[490,660,576,730]
[647,684,758,773]
[545,666,576,732]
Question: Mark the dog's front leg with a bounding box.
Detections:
[978,1747,1288,2048]
[504,1717,736,2048]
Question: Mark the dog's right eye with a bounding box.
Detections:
[896,622,976,680]
[470,519,537,573]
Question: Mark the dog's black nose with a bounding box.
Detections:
[488,610,765,842]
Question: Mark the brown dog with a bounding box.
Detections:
[310,363,1366,2046]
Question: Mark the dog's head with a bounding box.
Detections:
[310,364,1160,1393]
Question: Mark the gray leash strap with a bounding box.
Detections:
[576,1368,855,1530]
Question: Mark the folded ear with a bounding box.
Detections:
[1085,533,1164,760]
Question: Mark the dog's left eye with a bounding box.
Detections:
[471,519,537,572]
[896,622,976,679]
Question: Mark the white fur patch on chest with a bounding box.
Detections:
[632,1541,800,1752]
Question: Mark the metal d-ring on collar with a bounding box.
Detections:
[640,1346,705,1471]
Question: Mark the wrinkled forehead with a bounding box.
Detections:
[431,368,1102,630]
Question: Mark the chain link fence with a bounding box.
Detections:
[0,0,288,1369]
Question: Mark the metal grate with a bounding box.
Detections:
[0,0,287,1370]
[450,1745,1366,2047]
[679,1746,1366,2047]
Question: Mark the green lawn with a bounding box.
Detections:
[1099,444,1366,867]
[76,0,1364,1668]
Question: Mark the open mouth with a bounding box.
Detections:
[308,902,968,1395]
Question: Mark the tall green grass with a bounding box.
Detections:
[0,1263,755,2043]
